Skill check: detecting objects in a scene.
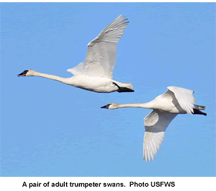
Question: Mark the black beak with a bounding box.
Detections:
[18,70,28,77]
[101,104,110,109]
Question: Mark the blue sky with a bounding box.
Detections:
[1,3,215,177]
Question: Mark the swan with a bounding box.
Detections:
[101,86,206,162]
[18,15,134,93]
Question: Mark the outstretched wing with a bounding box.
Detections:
[80,15,129,79]
[67,62,84,76]
[168,86,195,114]
[143,109,177,162]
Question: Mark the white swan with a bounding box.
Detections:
[18,15,134,93]
[101,86,206,162]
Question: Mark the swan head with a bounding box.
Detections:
[101,103,118,109]
[18,69,35,77]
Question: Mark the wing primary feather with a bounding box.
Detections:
[83,15,129,78]
[143,110,177,162]
[167,86,195,114]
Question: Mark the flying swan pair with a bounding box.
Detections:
[18,15,206,162]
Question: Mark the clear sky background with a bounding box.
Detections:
[1,3,215,177]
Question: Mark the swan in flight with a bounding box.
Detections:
[18,15,134,93]
[101,86,206,162]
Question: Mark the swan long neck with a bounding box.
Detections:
[115,102,153,109]
[33,71,71,85]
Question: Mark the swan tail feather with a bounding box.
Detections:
[194,105,205,110]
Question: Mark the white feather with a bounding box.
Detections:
[82,15,128,78]
[144,110,177,162]
[19,15,133,93]
[67,62,84,76]
[168,86,195,114]
[102,86,206,161]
